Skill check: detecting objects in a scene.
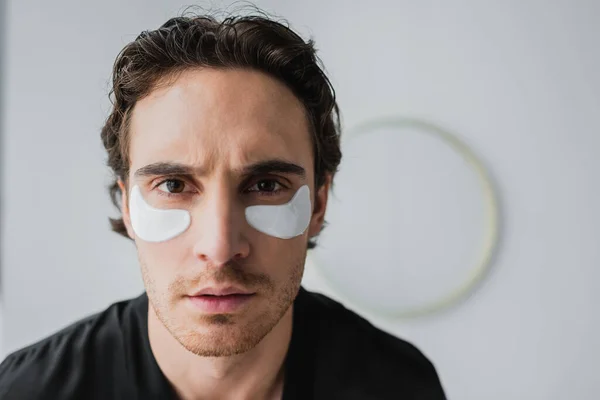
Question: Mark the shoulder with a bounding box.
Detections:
[296,288,447,399]
[0,295,144,400]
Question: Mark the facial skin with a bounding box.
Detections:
[118,68,330,359]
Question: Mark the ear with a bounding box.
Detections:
[307,173,332,238]
[118,179,135,240]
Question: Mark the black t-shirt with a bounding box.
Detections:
[0,287,446,399]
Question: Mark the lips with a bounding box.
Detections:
[185,286,256,313]
[192,286,255,297]
[187,290,256,313]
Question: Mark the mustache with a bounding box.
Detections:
[169,260,274,294]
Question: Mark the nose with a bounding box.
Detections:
[191,187,250,266]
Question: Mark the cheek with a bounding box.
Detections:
[250,234,307,277]
[136,239,189,285]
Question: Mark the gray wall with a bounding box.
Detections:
[0,0,5,358]
[0,0,6,357]
[2,1,600,399]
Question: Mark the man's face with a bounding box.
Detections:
[119,68,329,357]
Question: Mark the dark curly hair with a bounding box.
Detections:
[100,11,342,249]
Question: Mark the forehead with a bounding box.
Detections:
[128,68,313,175]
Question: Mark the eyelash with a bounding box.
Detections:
[246,180,285,196]
[153,179,190,199]
[152,177,286,198]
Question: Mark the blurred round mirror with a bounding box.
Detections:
[310,118,499,317]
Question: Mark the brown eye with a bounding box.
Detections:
[158,179,186,194]
[257,180,278,192]
[248,179,284,194]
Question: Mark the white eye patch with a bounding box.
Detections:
[129,185,312,242]
[129,185,192,243]
[245,185,312,239]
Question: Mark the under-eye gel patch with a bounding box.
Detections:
[245,185,312,239]
[129,185,191,242]
[129,184,311,242]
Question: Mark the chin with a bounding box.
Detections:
[176,324,264,357]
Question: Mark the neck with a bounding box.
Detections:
[148,304,293,400]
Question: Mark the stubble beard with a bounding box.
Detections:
[140,250,306,357]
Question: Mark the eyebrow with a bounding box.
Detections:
[134,159,306,180]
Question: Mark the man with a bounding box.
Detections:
[0,12,446,400]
